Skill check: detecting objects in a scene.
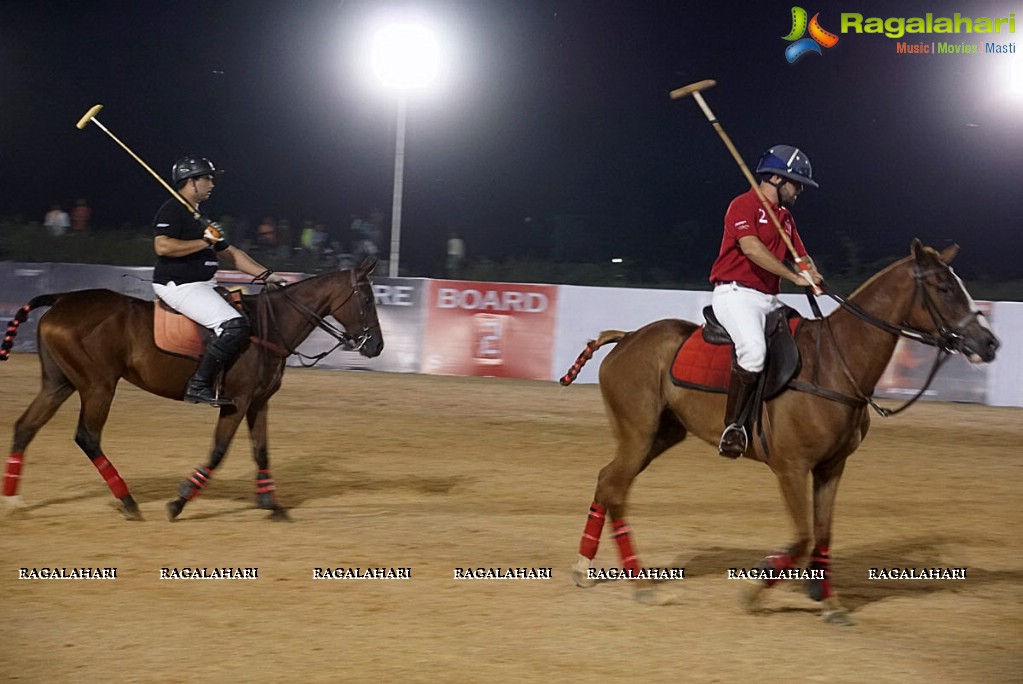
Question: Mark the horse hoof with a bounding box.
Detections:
[739,581,765,614]
[120,497,144,521]
[634,586,672,606]
[268,506,291,522]
[572,568,597,588]
[166,500,184,521]
[571,556,596,588]
[1,496,29,519]
[823,609,855,626]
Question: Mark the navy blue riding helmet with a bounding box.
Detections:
[755,145,818,189]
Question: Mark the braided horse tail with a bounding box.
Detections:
[1,295,60,361]
[559,330,627,386]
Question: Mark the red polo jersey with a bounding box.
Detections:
[708,188,808,295]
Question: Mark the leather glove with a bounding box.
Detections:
[203,223,225,245]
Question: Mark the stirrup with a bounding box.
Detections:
[718,424,747,459]
[183,384,234,407]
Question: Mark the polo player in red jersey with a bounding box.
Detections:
[709,145,824,458]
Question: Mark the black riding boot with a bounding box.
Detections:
[183,318,250,407]
[718,365,760,458]
[183,350,231,406]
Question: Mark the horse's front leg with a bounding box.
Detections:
[809,455,853,625]
[247,401,289,521]
[740,462,813,614]
[166,406,246,521]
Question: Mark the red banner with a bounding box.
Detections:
[421,281,558,379]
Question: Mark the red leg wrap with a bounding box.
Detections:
[4,452,25,496]
[92,455,129,499]
[763,551,797,587]
[255,469,277,503]
[810,545,832,599]
[611,519,641,574]
[181,467,213,501]
[578,501,606,559]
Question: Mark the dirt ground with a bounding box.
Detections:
[0,352,1020,683]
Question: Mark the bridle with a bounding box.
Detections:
[795,260,983,417]
[824,261,980,354]
[254,270,378,367]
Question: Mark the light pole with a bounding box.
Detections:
[371,23,441,278]
[389,93,407,278]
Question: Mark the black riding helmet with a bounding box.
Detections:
[171,156,224,188]
[755,145,818,189]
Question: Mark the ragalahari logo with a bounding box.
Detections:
[783,7,839,63]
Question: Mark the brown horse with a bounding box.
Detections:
[1,257,383,522]
[562,240,998,625]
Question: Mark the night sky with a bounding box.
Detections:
[2,0,1021,279]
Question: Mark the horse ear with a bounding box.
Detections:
[938,243,960,264]
[359,256,379,275]
[910,238,925,260]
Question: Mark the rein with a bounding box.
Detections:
[792,263,973,417]
[252,272,373,367]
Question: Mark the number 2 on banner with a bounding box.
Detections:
[473,314,507,365]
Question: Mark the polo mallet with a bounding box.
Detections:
[669,80,821,294]
[76,104,211,226]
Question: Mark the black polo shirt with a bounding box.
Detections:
[152,199,227,285]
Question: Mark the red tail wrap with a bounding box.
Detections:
[578,501,606,559]
[4,452,25,496]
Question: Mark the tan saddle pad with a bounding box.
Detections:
[153,290,243,359]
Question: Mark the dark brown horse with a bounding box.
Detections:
[562,240,998,625]
[1,257,383,521]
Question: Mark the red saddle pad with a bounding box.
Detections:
[670,328,732,392]
[671,318,800,392]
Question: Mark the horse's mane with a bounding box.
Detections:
[845,254,913,300]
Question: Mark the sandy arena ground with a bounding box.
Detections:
[0,352,1020,683]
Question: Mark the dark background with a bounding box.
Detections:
[2,0,1020,279]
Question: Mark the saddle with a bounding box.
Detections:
[153,288,244,360]
[670,305,803,399]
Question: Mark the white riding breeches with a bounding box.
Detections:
[152,280,243,335]
[711,282,782,373]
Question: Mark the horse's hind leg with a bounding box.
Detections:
[74,386,142,521]
[573,411,686,604]
[4,370,75,506]
[809,456,854,626]
[246,401,288,521]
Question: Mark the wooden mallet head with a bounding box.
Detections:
[669,80,717,101]
[76,104,104,130]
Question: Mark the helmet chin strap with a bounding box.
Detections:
[765,176,797,208]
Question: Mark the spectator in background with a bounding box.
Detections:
[446,232,466,279]
[256,216,277,251]
[71,199,91,232]
[311,223,329,253]
[276,218,293,262]
[300,221,316,251]
[44,205,71,236]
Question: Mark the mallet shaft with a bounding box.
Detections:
[75,105,205,222]
[683,88,820,292]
